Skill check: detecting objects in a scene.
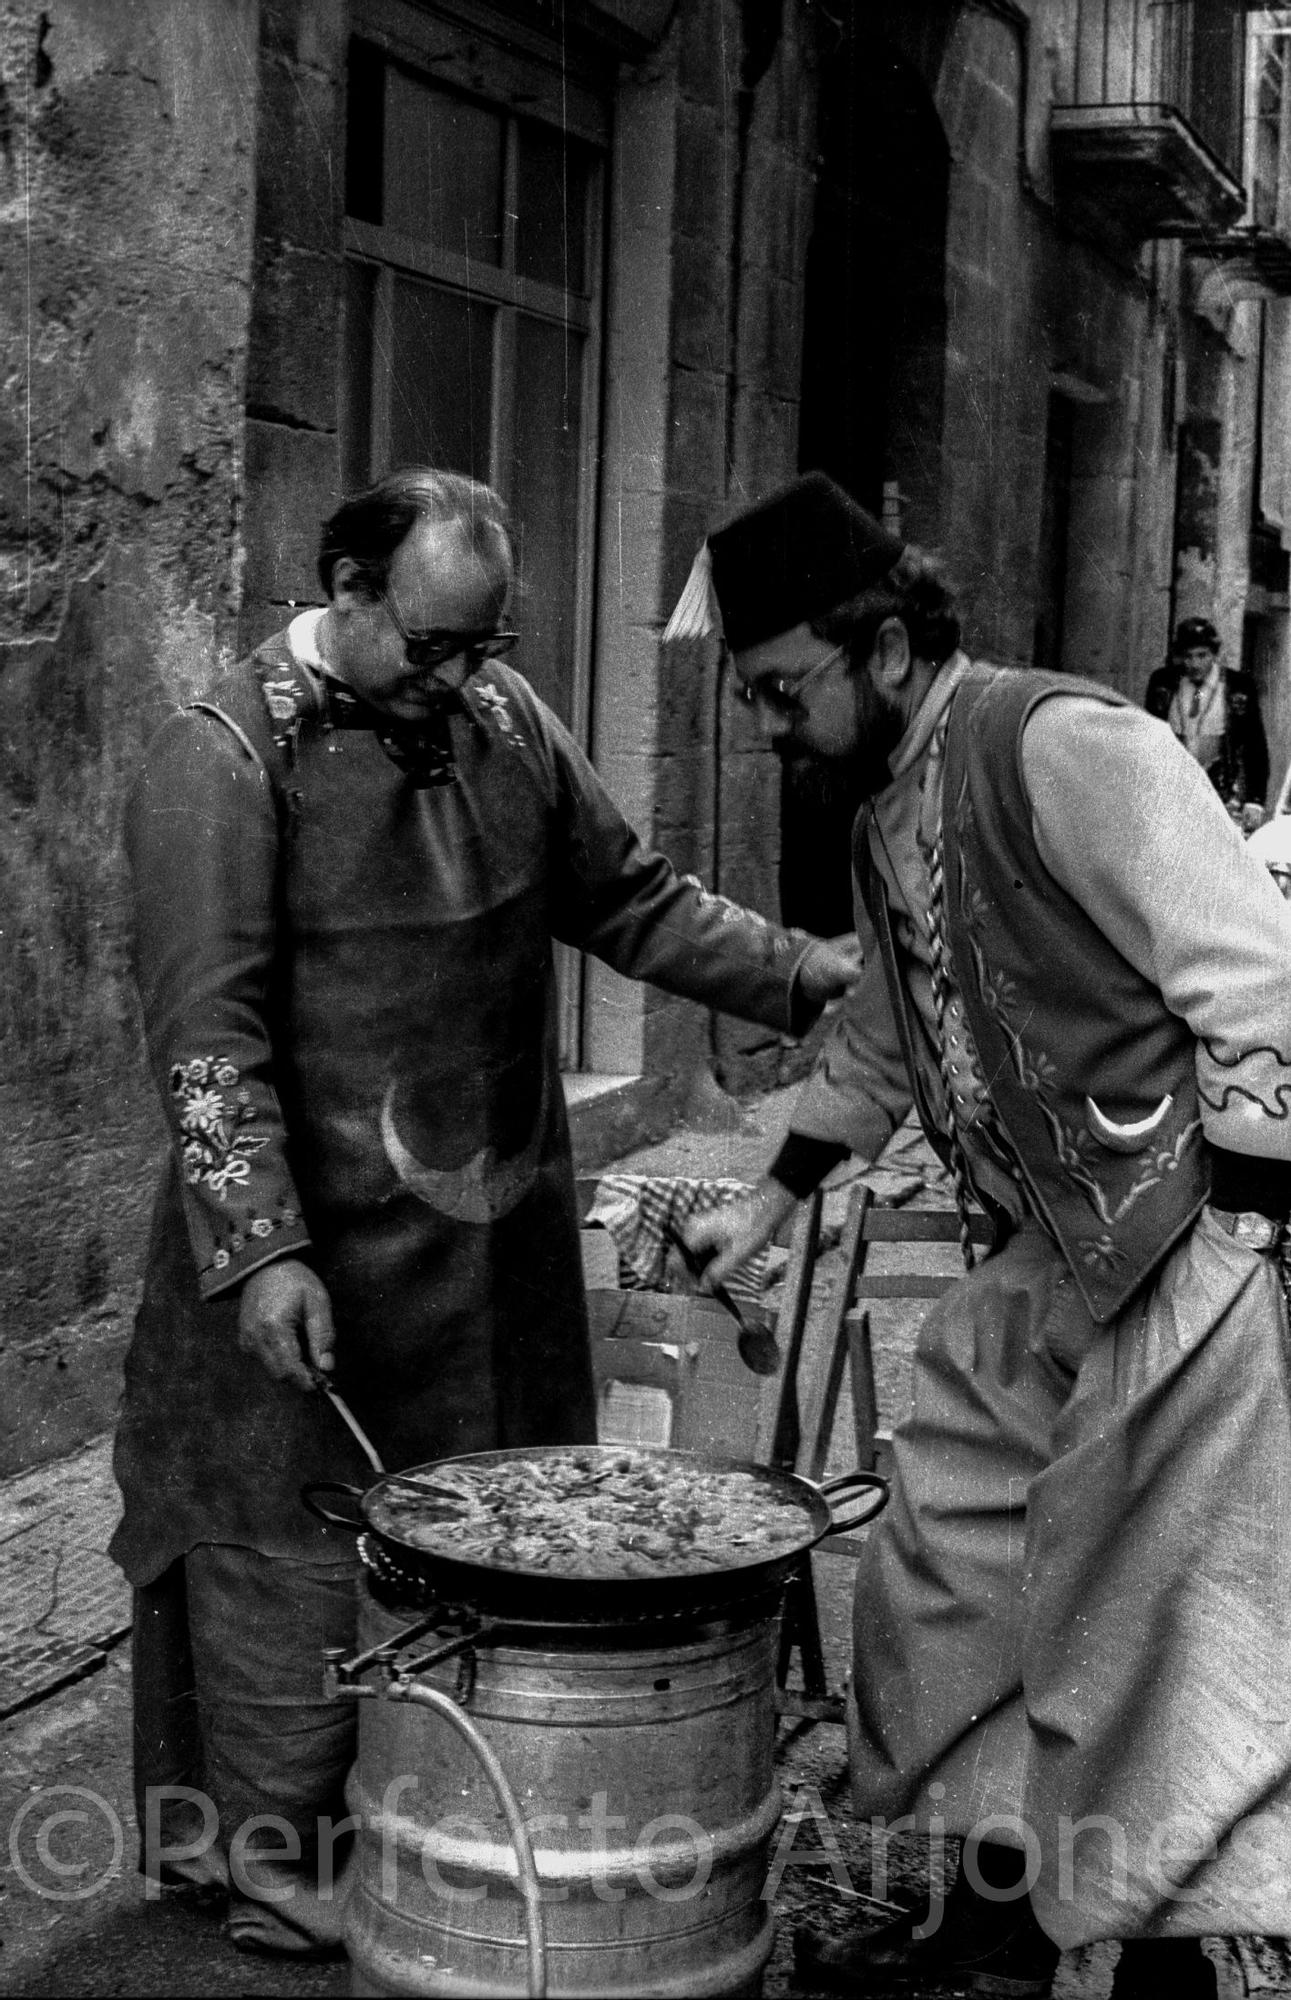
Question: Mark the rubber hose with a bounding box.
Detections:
[389,1679,548,1998]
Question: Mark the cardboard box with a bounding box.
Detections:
[585,1286,776,1459]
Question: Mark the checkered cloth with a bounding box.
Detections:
[585,1174,770,1313]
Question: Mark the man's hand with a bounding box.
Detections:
[684,1177,799,1292]
[797,933,863,1006]
[237,1257,336,1390]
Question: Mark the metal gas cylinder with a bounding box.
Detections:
[343,1583,782,1999]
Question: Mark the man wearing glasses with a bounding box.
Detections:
[115,466,858,1954]
[684,473,1291,1999]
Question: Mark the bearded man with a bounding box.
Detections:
[684,472,1291,2000]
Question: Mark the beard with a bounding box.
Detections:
[775,721,898,800]
[771,671,905,796]
[851,672,906,797]
[851,714,904,797]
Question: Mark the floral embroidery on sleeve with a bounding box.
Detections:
[680,874,768,928]
[170,1057,271,1200]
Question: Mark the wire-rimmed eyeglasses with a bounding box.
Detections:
[733,642,848,717]
[381,594,520,672]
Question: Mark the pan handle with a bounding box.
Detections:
[818,1470,889,1534]
[301,1480,366,1531]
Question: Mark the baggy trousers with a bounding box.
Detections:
[132,1544,357,1951]
[848,1211,1291,1947]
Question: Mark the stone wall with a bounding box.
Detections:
[0,0,258,1472]
[240,0,344,647]
[587,0,824,1109]
[1045,235,1180,696]
[658,0,821,1095]
[938,4,1182,691]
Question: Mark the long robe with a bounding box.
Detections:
[112,631,816,1586]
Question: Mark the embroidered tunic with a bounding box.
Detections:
[112,624,819,1585]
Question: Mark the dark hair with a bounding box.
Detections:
[811,545,961,667]
[1173,616,1219,655]
[317,467,514,603]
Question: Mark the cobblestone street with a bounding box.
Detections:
[0,1441,129,1724]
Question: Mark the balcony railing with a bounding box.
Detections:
[1052,0,1247,239]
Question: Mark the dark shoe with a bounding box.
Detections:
[1110,1938,1217,2000]
[140,1848,229,1907]
[225,1879,349,1960]
[228,1927,348,1963]
[148,1874,227,1910]
[793,1894,1060,1996]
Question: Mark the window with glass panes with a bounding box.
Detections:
[1247,10,1291,235]
[341,24,605,740]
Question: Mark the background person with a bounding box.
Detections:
[1145,614,1268,824]
[114,466,858,1954]
[684,472,1291,2000]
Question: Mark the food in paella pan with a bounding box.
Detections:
[368,1446,811,1579]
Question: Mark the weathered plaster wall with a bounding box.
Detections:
[0,0,258,1472]
[239,0,345,647]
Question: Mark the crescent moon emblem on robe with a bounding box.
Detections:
[380,1078,546,1224]
[1084,1092,1173,1154]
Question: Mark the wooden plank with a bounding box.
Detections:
[801,1183,872,1484]
[351,0,611,144]
[777,1560,828,1699]
[855,1209,992,1243]
[848,1277,959,1300]
[847,1310,881,1474]
[776,1689,848,1725]
[344,220,596,326]
[815,1533,866,1562]
[767,1190,824,1471]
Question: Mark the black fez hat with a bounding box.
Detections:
[664,472,905,650]
[1173,616,1219,654]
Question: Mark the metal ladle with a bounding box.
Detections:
[664,1225,782,1377]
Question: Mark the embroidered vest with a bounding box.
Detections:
[936,663,1208,1320]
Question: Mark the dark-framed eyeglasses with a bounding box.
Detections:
[734,642,847,717]
[381,594,519,671]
